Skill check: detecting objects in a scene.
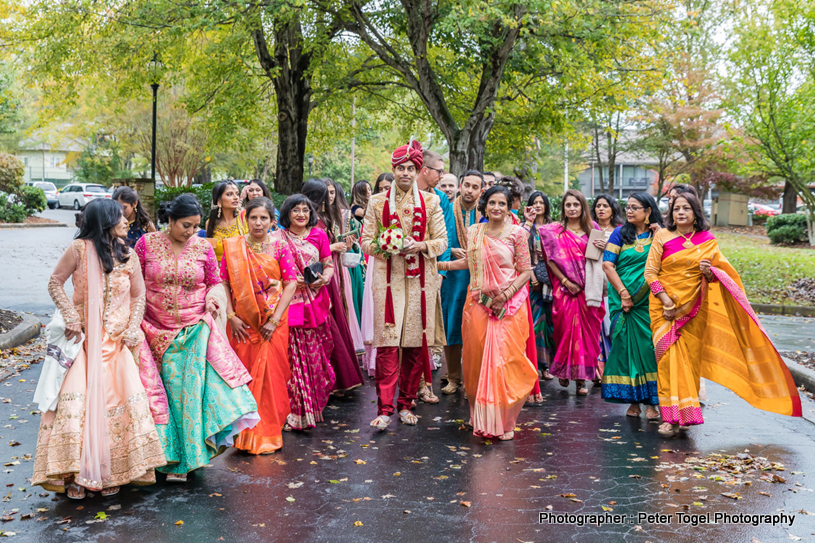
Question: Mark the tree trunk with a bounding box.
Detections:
[447,118,493,177]
[252,18,312,196]
[606,131,616,196]
[782,180,798,214]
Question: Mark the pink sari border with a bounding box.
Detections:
[662,230,715,260]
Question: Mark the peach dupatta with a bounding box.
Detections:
[77,243,111,491]
[462,225,537,438]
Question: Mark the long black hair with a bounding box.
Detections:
[75,199,129,274]
[278,194,319,229]
[591,193,623,228]
[620,192,664,245]
[666,191,710,232]
[113,186,153,232]
[525,191,551,224]
[478,185,512,217]
[322,178,346,235]
[351,180,371,209]
[206,180,239,238]
[302,178,334,232]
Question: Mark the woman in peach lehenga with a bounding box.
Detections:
[33,199,166,499]
[440,185,537,441]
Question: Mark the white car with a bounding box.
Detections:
[25,181,59,209]
[58,183,111,210]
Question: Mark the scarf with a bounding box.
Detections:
[453,196,481,249]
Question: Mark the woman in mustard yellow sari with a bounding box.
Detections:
[440,186,537,441]
[644,192,801,437]
[221,198,298,454]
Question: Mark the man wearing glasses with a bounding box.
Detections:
[413,149,457,404]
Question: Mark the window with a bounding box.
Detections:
[86,185,107,193]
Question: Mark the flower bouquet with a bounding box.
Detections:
[374,224,404,257]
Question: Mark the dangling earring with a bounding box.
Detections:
[645,216,650,226]
[217,203,222,219]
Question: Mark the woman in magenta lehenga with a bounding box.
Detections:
[539,190,605,396]
[301,179,365,392]
[273,194,338,430]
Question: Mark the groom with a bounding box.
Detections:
[360,140,448,430]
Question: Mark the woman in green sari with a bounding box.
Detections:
[600,193,663,420]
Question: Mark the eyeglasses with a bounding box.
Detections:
[426,166,445,176]
[625,205,644,211]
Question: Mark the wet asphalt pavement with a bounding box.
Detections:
[1,365,815,543]
[2,222,815,542]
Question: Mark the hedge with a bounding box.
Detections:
[154,182,289,225]
[766,213,808,245]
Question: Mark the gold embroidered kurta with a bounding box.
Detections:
[360,185,448,348]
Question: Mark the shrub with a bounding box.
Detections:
[766,213,808,233]
[0,192,27,223]
[0,153,24,194]
[155,182,288,226]
[767,224,807,245]
[18,185,47,214]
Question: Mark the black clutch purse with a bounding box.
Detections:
[533,261,551,286]
[303,262,324,284]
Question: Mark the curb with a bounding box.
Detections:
[782,356,815,393]
[0,312,42,350]
[0,222,69,229]
[752,304,815,318]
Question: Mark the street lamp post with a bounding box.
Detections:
[148,53,163,182]
[308,154,314,179]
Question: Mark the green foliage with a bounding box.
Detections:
[0,152,24,193]
[766,213,808,245]
[155,182,216,215]
[17,185,47,214]
[74,135,127,186]
[0,192,27,223]
[767,225,807,245]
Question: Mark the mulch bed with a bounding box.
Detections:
[712,225,767,237]
[0,309,22,334]
[23,216,61,224]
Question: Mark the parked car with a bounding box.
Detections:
[57,183,111,210]
[748,203,780,217]
[25,181,59,209]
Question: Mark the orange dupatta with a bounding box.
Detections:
[223,237,282,331]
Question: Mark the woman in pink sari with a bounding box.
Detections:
[33,199,165,499]
[539,189,605,396]
[440,186,537,441]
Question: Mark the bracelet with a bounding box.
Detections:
[662,303,676,311]
[621,295,632,300]
[227,311,236,320]
[269,316,281,327]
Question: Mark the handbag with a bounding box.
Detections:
[341,242,362,268]
[303,261,324,284]
[533,260,551,286]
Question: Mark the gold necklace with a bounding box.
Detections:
[289,228,310,240]
[634,232,649,253]
[247,234,269,253]
[567,224,583,236]
[679,228,695,249]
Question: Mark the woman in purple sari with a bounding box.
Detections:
[539,190,605,396]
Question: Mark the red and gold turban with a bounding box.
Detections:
[391,139,423,170]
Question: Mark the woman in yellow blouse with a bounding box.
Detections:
[198,181,247,263]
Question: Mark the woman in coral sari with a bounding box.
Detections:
[440,186,537,441]
[221,198,298,454]
[34,199,165,499]
[645,192,801,437]
[137,194,259,481]
[273,194,337,430]
[539,189,605,396]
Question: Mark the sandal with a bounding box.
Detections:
[542,370,555,381]
[166,473,188,483]
[101,486,120,497]
[441,381,459,394]
[657,423,678,437]
[526,393,544,405]
[417,386,439,404]
[626,405,642,417]
[645,408,661,421]
[398,410,418,426]
[66,483,86,500]
[558,378,569,388]
[370,415,391,431]
[576,380,588,396]
[498,431,515,441]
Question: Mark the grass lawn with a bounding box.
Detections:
[716,233,815,306]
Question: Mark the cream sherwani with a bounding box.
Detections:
[360,183,448,349]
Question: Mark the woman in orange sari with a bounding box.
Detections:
[221,198,298,454]
[644,192,801,437]
[440,186,537,441]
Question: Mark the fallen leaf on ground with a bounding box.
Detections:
[174,520,183,526]
[353,521,363,527]
[460,501,472,507]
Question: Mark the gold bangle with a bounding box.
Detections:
[662,303,676,311]
[227,311,236,320]
[269,316,281,327]
[621,295,632,300]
